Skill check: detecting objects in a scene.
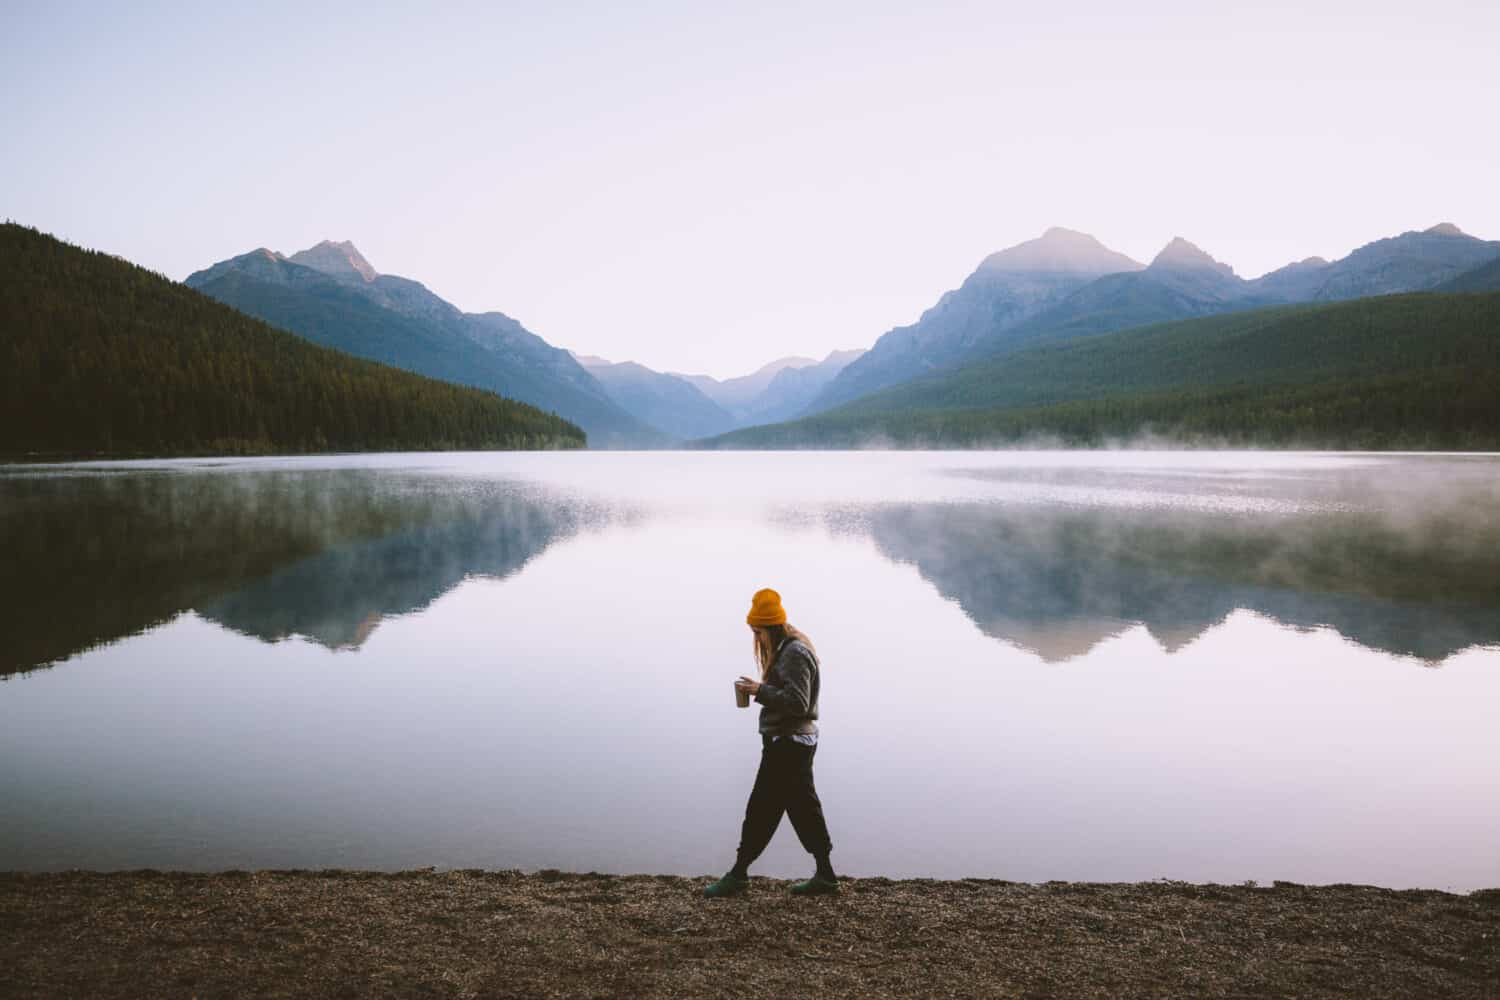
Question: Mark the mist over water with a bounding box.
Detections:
[1,451,1497,889]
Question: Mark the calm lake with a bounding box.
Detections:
[2,451,1498,890]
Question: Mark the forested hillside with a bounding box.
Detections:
[186,243,659,447]
[804,224,1499,418]
[0,225,585,459]
[702,293,1500,449]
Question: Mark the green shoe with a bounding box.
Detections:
[703,873,750,898]
[789,876,840,896]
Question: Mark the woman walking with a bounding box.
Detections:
[704,588,839,898]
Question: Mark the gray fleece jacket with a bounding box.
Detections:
[754,638,820,737]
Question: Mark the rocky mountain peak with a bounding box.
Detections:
[288,240,378,282]
[980,227,1143,275]
[1149,237,1236,277]
[1425,222,1466,237]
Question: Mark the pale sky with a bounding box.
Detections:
[4,1,1498,378]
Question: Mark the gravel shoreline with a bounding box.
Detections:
[2,870,1496,998]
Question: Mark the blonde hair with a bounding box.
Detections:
[752,623,816,680]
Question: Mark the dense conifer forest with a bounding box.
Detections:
[704,293,1500,449]
[1,224,585,459]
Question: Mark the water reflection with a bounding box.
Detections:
[857,499,1500,663]
[0,470,597,675]
[199,491,594,649]
[5,455,1499,676]
[2,453,1498,886]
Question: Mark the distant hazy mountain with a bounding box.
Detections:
[675,356,817,418]
[576,349,864,437]
[1142,238,1248,301]
[809,228,1143,411]
[573,355,737,440]
[186,242,658,447]
[746,349,867,424]
[1307,224,1500,301]
[979,237,1274,349]
[1249,256,1331,300]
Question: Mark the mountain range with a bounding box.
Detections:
[17,216,1498,454]
[706,290,1500,449]
[710,349,867,425]
[572,349,865,440]
[186,240,869,445]
[179,221,1500,449]
[805,223,1500,416]
[572,355,737,440]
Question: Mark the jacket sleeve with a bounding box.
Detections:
[755,648,813,716]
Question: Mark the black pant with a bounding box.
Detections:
[735,734,833,868]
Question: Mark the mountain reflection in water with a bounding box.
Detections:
[4,453,1498,677]
[0,469,599,676]
[857,497,1500,663]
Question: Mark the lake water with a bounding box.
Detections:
[2,451,1498,891]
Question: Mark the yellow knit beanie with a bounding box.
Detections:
[746,588,787,626]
